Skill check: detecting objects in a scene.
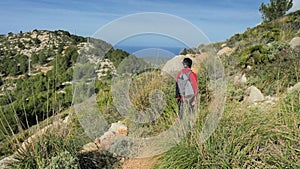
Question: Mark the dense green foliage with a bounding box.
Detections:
[259,0,293,21]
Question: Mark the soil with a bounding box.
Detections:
[120,157,159,169]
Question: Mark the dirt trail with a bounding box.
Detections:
[120,157,158,169]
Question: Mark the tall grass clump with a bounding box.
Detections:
[7,112,90,169]
[156,96,300,168]
[122,70,178,138]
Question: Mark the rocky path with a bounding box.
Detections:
[120,157,158,169]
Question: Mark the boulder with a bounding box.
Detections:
[108,122,128,135]
[162,54,207,78]
[94,121,128,150]
[289,37,300,50]
[161,55,187,78]
[244,86,264,104]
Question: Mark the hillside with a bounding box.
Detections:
[155,10,300,169]
[0,10,299,169]
[0,29,131,155]
[201,10,300,96]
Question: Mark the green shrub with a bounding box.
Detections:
[247,49,299,95]
[227,82,245,102]
[238,44,269,66]
[238,41,290,68]
[77,151,120,169]
[96,80,122,124]
[45,151,79,169]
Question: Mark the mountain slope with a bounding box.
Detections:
[0,30,130,144]
[155,10,300,169]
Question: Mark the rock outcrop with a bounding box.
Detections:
[162,53,207,78]
[82,121,128,153]
[96,58,116,79]
[95,122,128,150]
[217,46,233,57]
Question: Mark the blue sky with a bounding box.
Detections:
[1,0,299,47]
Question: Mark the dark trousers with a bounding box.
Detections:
[178,98,195,119]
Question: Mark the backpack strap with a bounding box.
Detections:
[179,70,192,80]
[186,70,192,77]
[181,70,192,77]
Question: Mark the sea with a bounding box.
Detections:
[115,45,185,58]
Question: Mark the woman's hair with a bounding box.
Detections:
[182,58,192,68]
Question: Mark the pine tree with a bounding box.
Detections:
[259,0,293,21]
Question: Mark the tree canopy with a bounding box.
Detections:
[259,0,293,21]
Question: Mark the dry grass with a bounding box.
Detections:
[155,88,300,168]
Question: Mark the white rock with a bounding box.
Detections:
[289,37,300,50]
[240,74,247,84]
[82,142,98,152]
[287,82,300,93]
[93,122,128,151]
[234,73,247,85]
[217,47,233,57]
[245,86,264,104]
[221,43,227,48]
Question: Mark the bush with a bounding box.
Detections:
[247,49,299,95]
[238,41,290,68]
[77,151,120,169]
[45,151,79,169]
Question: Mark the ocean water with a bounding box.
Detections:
[115,45,185,58]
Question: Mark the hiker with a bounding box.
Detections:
[175,57,198,119]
